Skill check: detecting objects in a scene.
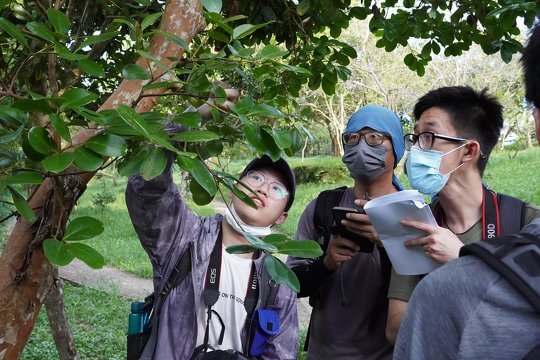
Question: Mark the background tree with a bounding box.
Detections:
[0,0,538,357]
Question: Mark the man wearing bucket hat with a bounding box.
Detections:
[288,105,405,359]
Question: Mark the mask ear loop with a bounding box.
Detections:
[440,141,471,176]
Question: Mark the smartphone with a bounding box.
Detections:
[331,206,374,253]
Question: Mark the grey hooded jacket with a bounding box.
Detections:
[125,157,299,360]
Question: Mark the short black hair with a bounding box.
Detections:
[522,24,540,108]
[413,86,503,176]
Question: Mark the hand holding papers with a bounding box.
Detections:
[363,190,441,275]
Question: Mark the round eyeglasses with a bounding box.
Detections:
[404,132,468,151]
[244,171,289,200]
[342,130,389,147]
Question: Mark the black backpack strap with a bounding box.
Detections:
[313,186,348,253]
[497,193,526,235]
[140,246,193,360]
[460,234,540,315]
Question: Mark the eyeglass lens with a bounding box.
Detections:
[343,131,385,146]
[245,171,288,200]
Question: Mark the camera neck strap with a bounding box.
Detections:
[434,185,500,240]
[201,229,259,349]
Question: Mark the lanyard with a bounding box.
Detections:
[201,229,259,347]
[434,185,500,240]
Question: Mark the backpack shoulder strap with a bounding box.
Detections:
[497,193,526,235]
[140,246,192,360]
[259,262,280,309]
[460,234,540,315]
[313,186,347,252]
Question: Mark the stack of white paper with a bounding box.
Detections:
[363,190,441,275]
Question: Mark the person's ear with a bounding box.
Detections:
[273,212,288,225]
[461,140,481,163]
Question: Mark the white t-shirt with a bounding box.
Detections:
[196,246,253,351]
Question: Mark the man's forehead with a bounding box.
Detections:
[415,107,454,134]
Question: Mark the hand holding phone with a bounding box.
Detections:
[331,206,374,253]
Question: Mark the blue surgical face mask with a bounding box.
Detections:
[405,143,468,198]
[342,141,388,183]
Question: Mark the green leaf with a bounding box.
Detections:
[263,233,289,246]
[136,50,170,72]
[77,59,105,77]
[84,133,127,157]
[69,243,105,269]
[122,64,152,80]
[232,22,271,40]
[278,63,311,75]
[117,104,152,138]
[47,8,70,34]
[26,21,55,42]
[297,0,311,16]
[189,176,214,205]
[49,113,71,142]
[43,238,74,266]
[243,124,266,152]
[22,135,47,161]
[41,152,74,173]
[12,99,52,114]
[0,124,23,144]
[226,244,257,254]
[8,186,36,222]
[141,12,163,31]
[142,81,181,91]
[172,130,219,142]
[140,148,168,180]
[59,88,99,111]
[264,255,300,293]
[0,151,18,167]
[201,0,222,13]
[54,43,87,60]
[0,18,29,49]
[112,19,136,34]
[258,44,289,60]
[272,129,292,149]
[64,216,104,241]
[260,127,282,161]
[28,126,54,155]
[117,149,147,177]
[149,29,189,50]
[170,112,202,127]
[276,240,323,258]
[246,104,284,118]
[4,171,43,185]
[243,232,278,252]
[76,31,120,51]
[73,147,104,172]
[177,156,217,196]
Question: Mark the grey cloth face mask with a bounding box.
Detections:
[342,141,388,183]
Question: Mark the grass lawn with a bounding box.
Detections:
[21,283,129,360]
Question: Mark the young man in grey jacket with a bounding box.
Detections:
[126,154,299,359]
[125,88,299,359]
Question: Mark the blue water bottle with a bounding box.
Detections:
[128,302,146,335]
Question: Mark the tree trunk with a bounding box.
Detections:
[0,1,205,358]
[44,268,79,360]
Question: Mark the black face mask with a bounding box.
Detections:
[342,141,388,183]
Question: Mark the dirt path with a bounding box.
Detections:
[59,199,312,328]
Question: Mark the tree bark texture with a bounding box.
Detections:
[0,1,205,358]
[44,268,79,360]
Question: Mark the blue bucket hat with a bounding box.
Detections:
[344,105,405,189]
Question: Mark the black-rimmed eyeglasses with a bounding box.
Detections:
[404,132,468,151]
[342,130,389,147]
